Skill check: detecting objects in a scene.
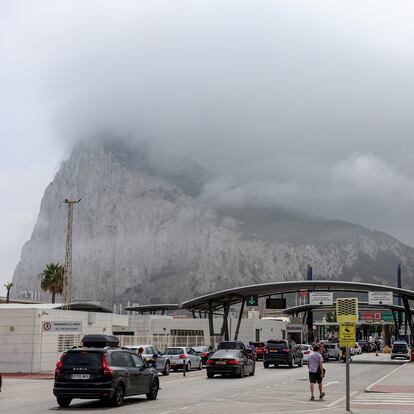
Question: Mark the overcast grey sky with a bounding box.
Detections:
[2,0,414,293]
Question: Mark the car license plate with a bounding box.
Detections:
[270,349,277,352]
[216,361,226,365]
[71,374,90,380]
[170,361,176,366]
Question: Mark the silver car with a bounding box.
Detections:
[164,347,202,371]
[325,343,341,360]
[125,344,171,375]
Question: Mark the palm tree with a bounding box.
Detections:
[40,262,64,303]
[4,281,13,303]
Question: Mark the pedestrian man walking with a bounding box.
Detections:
[308,344,325,400]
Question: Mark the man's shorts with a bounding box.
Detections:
[309,372,323,384]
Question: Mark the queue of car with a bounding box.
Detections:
[45,333,413,409]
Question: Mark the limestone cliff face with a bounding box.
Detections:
[12,139,414,307]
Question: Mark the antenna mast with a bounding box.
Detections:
[63,199,81,310]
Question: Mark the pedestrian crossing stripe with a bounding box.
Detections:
[353,393,414,405]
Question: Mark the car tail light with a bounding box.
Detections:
[227,359,239,365]
[102,353,114,377]
[282,348,289,352]
[179,354,188,359]
[200,352,209,357]
[55,354,65,376]
[304,351,310,355]
[206,359,215,365]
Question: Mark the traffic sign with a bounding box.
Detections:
[266,298,286,309]
[336,298,358,322]
[368,291,393,306]
[310,291,333,305]
[246,295,259,306]
[339,322,356,347]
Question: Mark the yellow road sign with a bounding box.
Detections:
[339,322,356,347]
[336,297,358,322]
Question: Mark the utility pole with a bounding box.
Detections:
[62,199,81,310]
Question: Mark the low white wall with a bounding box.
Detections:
[0,308,128,373]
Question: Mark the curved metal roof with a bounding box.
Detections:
[182,280,414,311]
[125,303,181,312]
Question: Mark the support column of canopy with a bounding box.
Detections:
[402,296,414,345]
[220,302,231,341]
[234,298,245,341]
[392,310,400,340]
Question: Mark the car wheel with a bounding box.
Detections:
[163,362,170,376]
[57,397,72,408]
[289,358,295,368]
[250,364,256,376]
[185,362,191,372]
[298,358,303,367]
[110,383,125,407]
[336,356,340,361]
[391,356,395,360]
[238,366,245,378]
[198,360,202,370]
[263,361,269,368]
[146,379,159,400]
[207,372,215,379]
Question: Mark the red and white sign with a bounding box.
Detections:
[359,311,382,321]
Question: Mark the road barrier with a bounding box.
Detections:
[118,334,222,350]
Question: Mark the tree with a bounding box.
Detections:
[4,281,13,303]
[40,262,64,303]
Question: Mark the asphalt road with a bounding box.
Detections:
[0,361,406,414]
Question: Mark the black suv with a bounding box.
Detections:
[53,335,159,408]
[263,339,303,368]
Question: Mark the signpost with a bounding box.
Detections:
[368,291,393,306]
[337,298,358,412]
[246,295,259,307]
[309,291,333,305]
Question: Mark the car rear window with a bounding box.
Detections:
[393,344,408,352]
[251,342,265,347]
[193,346,208,352]
[300,345,310,351]
[326,344,337,349]
[266,341,287,349]
[164,348,184,355]
[212,350,240,358]
[218,342,240,349]
[62,351,103,366]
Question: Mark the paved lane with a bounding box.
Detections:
[0,361,400,414]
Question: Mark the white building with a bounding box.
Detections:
[0,304,128,373]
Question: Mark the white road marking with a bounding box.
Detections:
[365,362,408,391]
[353,392,414,405]
[327,391,358,407]
[323,381,340,387]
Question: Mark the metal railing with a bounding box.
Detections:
[118,334,222,351]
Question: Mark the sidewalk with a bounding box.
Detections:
[2,372,54,380]
[366,362,414,393]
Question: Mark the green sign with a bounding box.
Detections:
[246,295,259,306]
[382,312,404,321]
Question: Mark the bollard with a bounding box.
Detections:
[183,358,186,377]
